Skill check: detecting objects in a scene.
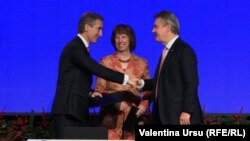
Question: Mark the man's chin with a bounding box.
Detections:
[91,40,98,43]
[155,38,160,42]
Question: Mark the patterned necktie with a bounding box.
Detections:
[155,47,169,100]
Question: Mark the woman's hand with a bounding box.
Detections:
[136,104,147,117]
[115,101,130,112]
[90,91,103,98]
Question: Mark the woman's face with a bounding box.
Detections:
[114,33,130,52]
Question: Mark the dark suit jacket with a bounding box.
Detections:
[51,36,124,123]
[143,38,203,124]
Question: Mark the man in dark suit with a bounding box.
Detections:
[51,12,137,138]
[138,11,203,125]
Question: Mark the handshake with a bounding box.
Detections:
[127,77,144,89]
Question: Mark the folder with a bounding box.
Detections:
[89,91,140,107]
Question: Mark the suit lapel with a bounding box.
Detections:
[75,36,90,54]
[160,38,181,73]
[160,48,173,72]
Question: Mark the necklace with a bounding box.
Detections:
[118,57,131,63]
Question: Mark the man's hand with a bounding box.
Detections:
[136,79,144,89]
[90,91,103,98]
[127,76,140,88]
[180,112,191,125]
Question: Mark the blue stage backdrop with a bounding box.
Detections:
[0,0,250,113]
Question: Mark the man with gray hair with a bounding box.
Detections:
[139,10,203,125]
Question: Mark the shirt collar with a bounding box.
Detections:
[77,33,89,48]
[165,35,179,50]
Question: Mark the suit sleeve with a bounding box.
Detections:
[140,60,152,108]
[142,79,154,91]
[180,47,199,113]
[71,46,124,84]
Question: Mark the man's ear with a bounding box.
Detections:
[165,24,171,32]
[84,24,90,32]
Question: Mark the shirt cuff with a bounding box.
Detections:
[138,79,145,89]
[123,74,129,85]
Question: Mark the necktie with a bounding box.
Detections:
[155,47,169,100]
[159,47,169,71]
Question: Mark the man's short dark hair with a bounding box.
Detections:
[78,12,103,33]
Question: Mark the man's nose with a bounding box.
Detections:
[152,28,155,33]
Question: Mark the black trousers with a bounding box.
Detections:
[54,115,83,139]
[152,102,162,125]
